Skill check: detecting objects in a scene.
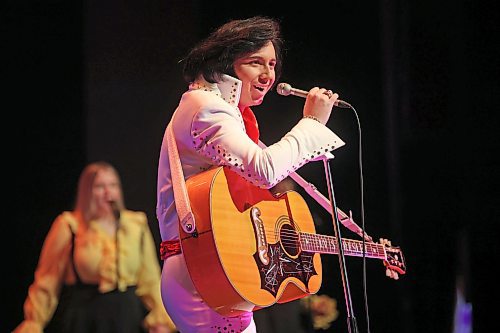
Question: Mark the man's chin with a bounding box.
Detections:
[252,98,264,106]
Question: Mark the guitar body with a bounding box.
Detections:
[180,167,322,317]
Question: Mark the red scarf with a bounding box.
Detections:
[225,106,260,195]
[241,106,259,143]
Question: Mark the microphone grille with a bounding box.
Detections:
[276,83,292,96]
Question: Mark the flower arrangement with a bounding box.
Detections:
[301,294,339,330]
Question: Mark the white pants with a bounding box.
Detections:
[161,254,256,333]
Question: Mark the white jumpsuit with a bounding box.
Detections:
[156,74,345,332]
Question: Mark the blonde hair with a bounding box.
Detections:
[74,161,125,223]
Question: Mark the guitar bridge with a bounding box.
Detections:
[250,207,269,265]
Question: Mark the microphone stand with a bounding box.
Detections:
[322,155,359,333]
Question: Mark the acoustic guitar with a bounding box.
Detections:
[179,167,406,317]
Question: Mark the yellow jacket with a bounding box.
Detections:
[15,210,175,332]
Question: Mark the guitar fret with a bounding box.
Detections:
[300,232,386,259]
[320,234,328,251]
[327,236,336,253]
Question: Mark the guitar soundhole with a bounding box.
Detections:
[280,224,300,257]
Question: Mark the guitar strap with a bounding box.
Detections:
[258,140,373,242]
[166,121,197,235]
[166,105,258,236]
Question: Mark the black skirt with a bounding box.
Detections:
[45,284,147,333]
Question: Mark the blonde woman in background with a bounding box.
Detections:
[14,161,176,333]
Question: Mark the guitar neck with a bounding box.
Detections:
[300,232,386,260]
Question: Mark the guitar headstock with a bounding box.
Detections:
[380,238,406,280]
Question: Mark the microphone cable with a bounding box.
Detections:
[348,103,371,333]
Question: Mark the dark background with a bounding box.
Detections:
[4,1,498,332]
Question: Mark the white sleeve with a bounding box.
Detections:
[191,103,345,189]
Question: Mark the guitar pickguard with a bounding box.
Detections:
[253,241,316,297]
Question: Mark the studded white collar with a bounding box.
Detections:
[189,74,242,107]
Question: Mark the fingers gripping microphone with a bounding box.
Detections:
[276,82,352,108]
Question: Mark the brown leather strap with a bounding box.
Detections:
[160,240,182,260]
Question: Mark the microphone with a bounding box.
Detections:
[109,200,121,222]
[276,82,352,108]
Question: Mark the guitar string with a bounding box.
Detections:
[246,227,404,271]
[246,227,386,256]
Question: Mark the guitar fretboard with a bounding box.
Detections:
[300,232,386,259]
